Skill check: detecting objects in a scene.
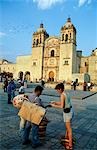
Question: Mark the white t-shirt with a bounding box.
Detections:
[19,86,25,93]
[87,83,91,87]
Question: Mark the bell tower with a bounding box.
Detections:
[31,23,49,81]
[32,23,49,48]
[61,18,76,45]
[59,18,77,82]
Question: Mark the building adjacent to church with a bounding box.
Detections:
[0,18,97,83]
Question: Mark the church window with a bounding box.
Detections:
[65,34,68,42]
[85,62,87,66]
[70,33,71,39]
[40,37,41,43]
[33,39,35,45]
[33,62,36,66]
[51,50,54,57]
[62,34,64,41]
[36,39,39,45]
[64,61,69,65]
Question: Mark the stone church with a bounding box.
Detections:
[0,18,97,83]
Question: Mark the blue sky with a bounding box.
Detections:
[0,0,97,62]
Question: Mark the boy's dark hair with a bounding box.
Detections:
[55,83,64,90]
[35,85,43,92]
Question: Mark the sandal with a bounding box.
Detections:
[64,139,73,150]
[65,143,73,150]
[64,141,69,149]
[64,138,69,143]
[61,137,75,145]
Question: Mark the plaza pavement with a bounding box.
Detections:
[0,87,97,150]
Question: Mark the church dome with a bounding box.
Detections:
[37,23,46,32]
[65,17,72,28]
[61,17,76,33]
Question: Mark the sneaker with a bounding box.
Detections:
[22,139,31,145]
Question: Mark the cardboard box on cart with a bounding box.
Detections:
[18,100,46,125]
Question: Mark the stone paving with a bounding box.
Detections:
[0,87,97,150]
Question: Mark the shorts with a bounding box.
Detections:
[63,109,74,123]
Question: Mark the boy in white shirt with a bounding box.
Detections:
[19,83,25,94]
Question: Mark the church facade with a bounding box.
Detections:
[0,18,97,83]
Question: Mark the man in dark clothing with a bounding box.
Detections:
[4,78,8,92]
[7,80,16,104]
[73,81,76,90]
[83,82,87,91]
[41,79,45,87]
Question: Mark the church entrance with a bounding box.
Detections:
[49,71,54,82]
[24,71,30,81]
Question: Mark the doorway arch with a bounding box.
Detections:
[24,71,30,81]
[49,71,54,82]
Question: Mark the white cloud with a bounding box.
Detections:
[32,0,93,9]
[87,0,92,4]
[78,0,92,7]
[0,32,6,38]
[33,0,64,10]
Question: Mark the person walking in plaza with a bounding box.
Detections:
[41,79,45,88]
[83,82,87,91]
[73,81,76,90]
[87,82,91,91]
[51,83,73,150]
[71,81,74,90]
[7,81,13,104]
[11,79,16,99]
[7,79,16,104]
[3,78,8,92]
[23,85,44,148]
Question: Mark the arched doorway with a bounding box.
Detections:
[49,71,54,82]
[84,73,90,83]
[24,71,30,81]
[18,71,23,81]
